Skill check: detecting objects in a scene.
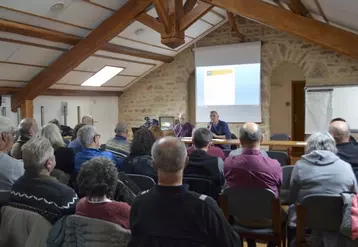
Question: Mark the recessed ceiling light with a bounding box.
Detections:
[81,66,124,87]
[50,2,65,12]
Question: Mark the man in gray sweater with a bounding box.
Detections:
[0,116,24,191]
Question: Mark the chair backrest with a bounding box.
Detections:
[281,165,295,190]
[298,194,343,231]
[267,151,290,166]
[63,215,131,247]
[222,187,277,223]
[270,134,291,141]
[0,206,52,247]
[183,177,216,199]
[127,174,155,191]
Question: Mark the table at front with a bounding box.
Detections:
[180,138,307,148]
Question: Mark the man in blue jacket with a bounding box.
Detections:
[75,125,121,172]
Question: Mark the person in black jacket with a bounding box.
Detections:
[129,137,240,247]
[185,128,225,200]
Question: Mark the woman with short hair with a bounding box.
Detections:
[123,128,157,180]
[40,123,75,175]
[76,157,130,229]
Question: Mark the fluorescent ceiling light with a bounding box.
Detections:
[81,66,124,87]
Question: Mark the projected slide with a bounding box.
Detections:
[204,66,236,105]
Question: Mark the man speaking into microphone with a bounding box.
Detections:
[208,111,231,149]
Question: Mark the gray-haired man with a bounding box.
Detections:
[106,122,130,158]
[129,136,240,247]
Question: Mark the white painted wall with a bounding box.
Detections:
[32,96,119,142]
[0,95,19,126]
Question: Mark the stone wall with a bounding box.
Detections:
[119,19,358,137]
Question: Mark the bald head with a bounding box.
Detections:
[151,136,187,173]
[239,122,262,148]
[19,118,38,139]
[329,120,350,144]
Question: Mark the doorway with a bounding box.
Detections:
[291,81,306,156]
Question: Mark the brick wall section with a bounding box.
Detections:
[119,20,358,137]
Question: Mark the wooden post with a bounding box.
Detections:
[20,100,33,119]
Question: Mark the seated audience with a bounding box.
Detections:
[288,132,357,245]
[229,146,268,157]
[75,125,120,172]
[224,122,282,195]
[329,119,358,167]
[11,118,38,159]
[187,142,226,160]
[149,125,164,140]
[48,119,70,146]
[68,123,86,153]
[40,123,75,175]
[123,128,156,180]
[81,115,93,125]
[129,137,240,247]
[173,113,194,137]
[106,122,130,157]
[76,157,130,229]
[9,137,78,223]
[184,128,225,197]
[0,116,24,191]
[330,118,357,145]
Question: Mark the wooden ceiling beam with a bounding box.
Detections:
[226,11,244,41]
[180,1,213,31]
[183,0,197,15]
[0,18,172,63]
[201,0,358,60]
[0,87,123,97]
[152,0,170,32]
[11,0,151,111]
[272,0,285,8]
[136,12,165,33]
[282,0,311,17]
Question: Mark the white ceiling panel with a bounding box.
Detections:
[212,7,227,17]
[0,80,26,87]
[76,56,154,76]
[0,32,72,49]
[120,21,171,49]
[90,0,127,11]
[55,71,92,86]
[110,37,177,56]
[0,41,21,61]
[0,8,90,37]
[185,19,212,38]
[7,46,63,66]
[57,1,113,29]
[201,11,224,25]
[0,64,42,81]
[319,0,358,31]
[95,50,161,65]
[103,75,137,87]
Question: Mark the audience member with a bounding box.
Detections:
[129,137,240,247]
[0,116,24,191]
[68,123,86,153]
[81,115,93,125]
[329,120,358,167]
[330,118,358,145]
[149,125,163,140]
[288,132,357,245]
[173,113,194,137]
[224,122,282,195]
[106,122,130,157]
[123,128,156,180]
[9,137,78,223]
[75,125,120,172]
[208,111,231,149]
[185,128,225,198]
[229,145,268,157]
[48,119,70,146]
[11,118,38,159]
[40,123,75,175]
[76,157,130,229]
